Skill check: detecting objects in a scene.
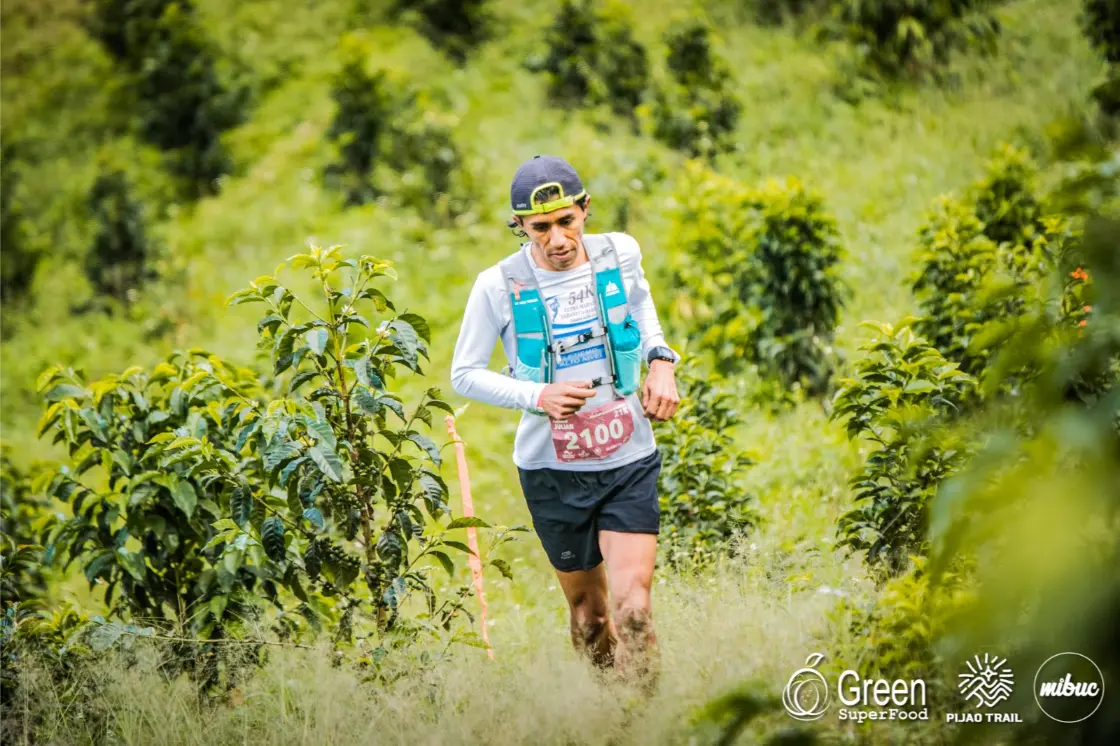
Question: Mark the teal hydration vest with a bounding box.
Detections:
[501,234,642,416]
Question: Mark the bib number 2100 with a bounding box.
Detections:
[550,399,635,462]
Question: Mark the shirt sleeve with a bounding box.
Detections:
[450,269,547,411]
[621,234,681,365]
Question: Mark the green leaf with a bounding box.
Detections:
[231,487,253,527]
[171,478,198,518]
[304,541,322,578]
[446,517,490,530]
[302,507,325,529]
[257,313,285,336]
[489,558,513,580]
[309,444,344,482]
[43,383,85,402]
[380,396,405,421]
[289,370,320,392]
[903,379,937,394]
[354,387,382,415]
[441,539,476,556]
[116,549,146,581]
[304,416,337,448]
[262,516,286,562]
[305,328,329,357]
[210,595,229,620]
[90,622,126,651]
[388,320,420,369]
[428,550,454,577]
[388,458,413,489]
[407,432,442,466]
[355,357,384,389]
[398,312,430,343]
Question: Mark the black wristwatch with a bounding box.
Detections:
[646,345,679,365]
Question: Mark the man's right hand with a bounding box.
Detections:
[537,381,595,420]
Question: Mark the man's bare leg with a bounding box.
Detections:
[599,530,659,693]
[554,563,617,668]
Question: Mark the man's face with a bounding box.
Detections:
[516,198,591,271]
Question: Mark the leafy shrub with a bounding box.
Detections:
[527,0,649,121]
[654,362,755,570]
[0,142,39,303]
[754,0,831,26]
[651,18,742,156]
[85,168,158,302]
[37,245,512,661]
[668,163,846,395]
[831,321,977,577]
[969,143,1045,247]
[89,0,241,195]
[1082,0,1120,115]
[0,450,54,612]
[392,0,490,63]
[834,0,1001,79]
[327,34,469,218]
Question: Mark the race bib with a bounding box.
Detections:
[550,399,634,462]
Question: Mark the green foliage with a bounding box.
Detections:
[0,141,39,303]
[654,362,755,570]
[754,0,831,26]
[527,0,650,121]
[927,135,1120,744]
[37,353,275,635]
[85,168,158,302]
[835,556,971,689]
[834,0,1001,79]
[831,321,977,576]
[327,33,470,219]
[392,0,490,63]
[668,163,846,395]
[1083,0,1120,64]
[651,18,742,157]
[89,0,241,195]
[1,450,54,611]
[911,145,1055,379]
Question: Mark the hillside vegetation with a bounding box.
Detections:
[2,0,1117,744]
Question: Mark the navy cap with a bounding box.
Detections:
[509,155,587,216]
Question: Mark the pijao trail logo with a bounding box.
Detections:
[783,653,830,721]
[946,653,1022,723]
[1034,652,1105,723]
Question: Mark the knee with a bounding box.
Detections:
[569,595,610,640]
[613,595,652,636]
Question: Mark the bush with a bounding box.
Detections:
[327,34,470,218]
[528,0,649,121]
[85,168,159,302]
[754,0,831,26]
[831,321,977,577]
[834,0,1001,79]
[0,142,39,303]
[0,450,54,612]
[654,362,755,570]
[37,246,514,662]
[651,18,742,156]
[392,0,490,63]
[668,163,846,395]
[89,0,241,195]
[1082,0,1120,115]
[912,146,1058,382]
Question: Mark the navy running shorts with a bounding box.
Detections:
[516,449,662,572]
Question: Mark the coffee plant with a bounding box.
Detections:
[392,0,490,63]
[668,163,846,394]
[527,0,649,122]
[1083,0,1120,115]
[969,143,1045,248]
[327,33,469,218]
[654,362,755,570]
[831,321,977,577]
[652,18,742,157]
[1,450,53,612]
[0,141,39,303]
[85,168,159,302]
[89,0,241,195]
[833,0,1001,80]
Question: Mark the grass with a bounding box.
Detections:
[0,0,1107,742]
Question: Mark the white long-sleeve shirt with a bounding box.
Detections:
[450,232,676,471]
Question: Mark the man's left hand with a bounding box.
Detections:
[640,359,680,422]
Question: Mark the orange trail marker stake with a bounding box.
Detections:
[445,415,493,660]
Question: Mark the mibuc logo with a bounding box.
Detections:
[1034,652,1105,723]
[782,653,830,721]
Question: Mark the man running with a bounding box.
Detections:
[450,155,680,687]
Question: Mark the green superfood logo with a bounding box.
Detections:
[782,654,929,723]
